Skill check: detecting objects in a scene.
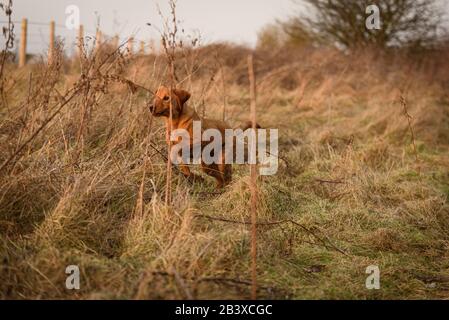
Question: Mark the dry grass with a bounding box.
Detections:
[0,40,448,299]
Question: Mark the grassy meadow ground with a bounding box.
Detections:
[0,43,448,299]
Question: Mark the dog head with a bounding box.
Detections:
[148,86,191,118]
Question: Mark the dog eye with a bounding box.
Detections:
[163,96,169,101]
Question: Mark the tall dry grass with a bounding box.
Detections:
[0,37,448,299]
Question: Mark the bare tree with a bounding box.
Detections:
[285,0,445,49]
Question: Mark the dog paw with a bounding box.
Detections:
[189,174,204,184]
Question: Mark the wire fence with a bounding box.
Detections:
[1,18,159,66]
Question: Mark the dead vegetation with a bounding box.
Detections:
[0,24,448,299]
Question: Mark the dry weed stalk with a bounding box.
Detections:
[149,270,284,295]
[0,0,14,103]
[400,94,420,173]
[214,51,227,121]
[194,214,347,255]
[158,0,199,206]
[247,54,258,300]
[158,0,180,206]
[178,30,201,90]
[0,37,139,174]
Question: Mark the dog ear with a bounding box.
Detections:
[173,89,191,105]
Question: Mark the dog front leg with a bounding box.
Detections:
[178,159,204,184]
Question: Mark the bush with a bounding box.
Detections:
[284,0,445,49]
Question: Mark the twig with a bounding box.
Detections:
[148,142,193,185]
[170,266,193,299]
[0,88,81,174]
[194,214,348,256]
[159,0,179,206]
[247,53,258,300]
[314,178,345,184]
[400,95,420,171]
[150,271,282,294]
[193,190,224,196]
[105,74,154,95]
[0,40,128,174]
[0,0,14,90]
[215,51,227,121]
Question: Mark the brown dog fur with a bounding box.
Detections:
[149,86,256,188]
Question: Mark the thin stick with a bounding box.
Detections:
[215,52,227,121]
[0,88,81,173]
[165,74,173,205]
[161,0,179,206]
[135,150,148,218]
[0,41,128,174]
[247,53,258,300]
[170,266,193,299]
[194,214,348,256]
[0,0,14,80]
[150,271,281,293]
[314,178,345,184]
[400,95,420,173]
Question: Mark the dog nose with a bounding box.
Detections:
[148,104,154,112]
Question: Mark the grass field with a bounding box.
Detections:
[1,42,448,299]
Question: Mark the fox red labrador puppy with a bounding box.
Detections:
[149,86,257,188]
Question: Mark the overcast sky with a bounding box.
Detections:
[6,0,296,54]
[4,0,449,55]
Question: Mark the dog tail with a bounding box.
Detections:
[237,120,261,131]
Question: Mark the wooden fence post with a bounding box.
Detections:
[148,39,156,54]
[112,35,119,49]
[78,25,84,57]
[95,29,102,51]
[19,18,27,67]
[139,40,145,55]
[247,54,258,300]
[48,20,55,64]
[127,37,134,55]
